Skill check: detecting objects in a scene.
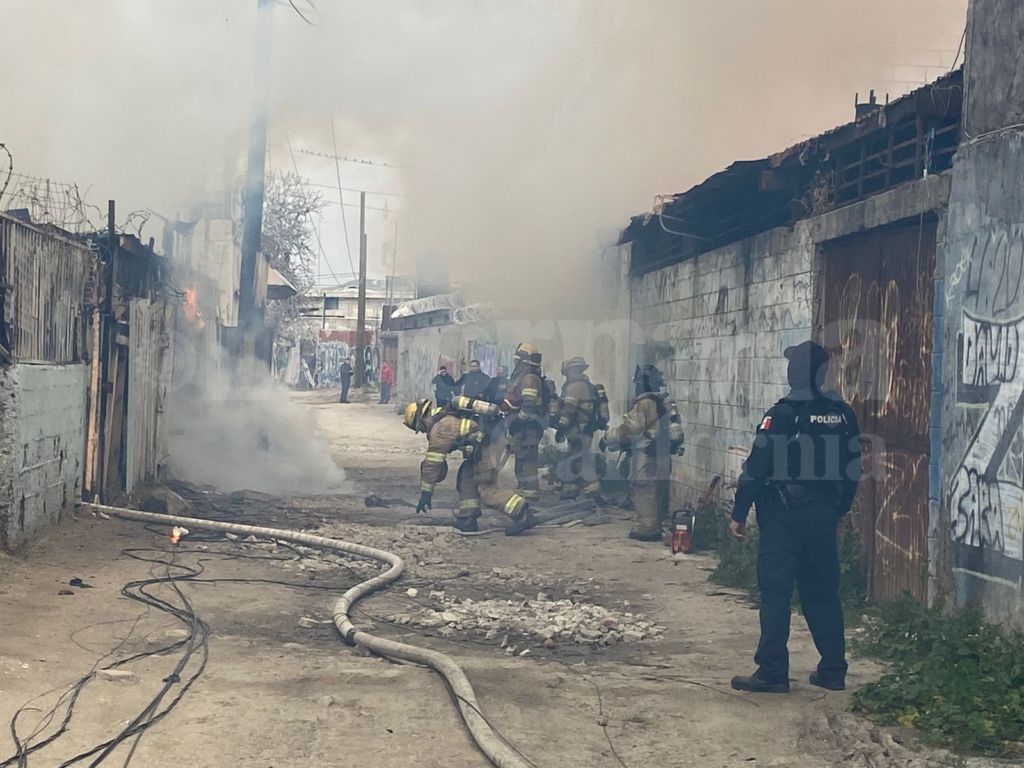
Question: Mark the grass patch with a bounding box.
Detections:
[852,595,1024,757]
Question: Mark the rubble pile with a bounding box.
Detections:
[394,591,664,649]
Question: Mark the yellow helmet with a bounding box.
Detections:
[514,343,542,367]
[403,399,435,432]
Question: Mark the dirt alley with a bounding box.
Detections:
[0,390,999,768]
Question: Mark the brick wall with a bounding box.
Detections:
[0,363,88,551]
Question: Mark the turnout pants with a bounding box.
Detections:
[630,451,669,537]
[559,433,601,497]
[456,434,527,522]
[755,500,847,684]
[510,428,542,501]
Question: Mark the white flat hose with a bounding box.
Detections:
[83,503,533,768]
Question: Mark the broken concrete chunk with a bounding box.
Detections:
[225,533,240,541]
[98,669,138,683]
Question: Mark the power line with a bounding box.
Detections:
[294,147,410,169]
[329,118,357,276]
[282,119,351,286]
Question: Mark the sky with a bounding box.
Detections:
[1,0,969,303]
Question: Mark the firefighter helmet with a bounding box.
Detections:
[561,356,589,376]
[514,343,542,367]
[403,399,435,432]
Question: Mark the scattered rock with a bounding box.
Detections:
[282,643,305,651]
[543,638,556,650]
[225,533,240,542]
[458,570,471,578]
[58,589,75,596]
[597,716,609,727]
[298,617,319,629]
[244,535,259,543]
[406,588,419,598]
[98,669,138,684]
[140,487,192,518]
[317,695,336,708]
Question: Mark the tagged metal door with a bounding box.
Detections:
[821,220,936,603]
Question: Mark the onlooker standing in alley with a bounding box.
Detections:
[379,361,395,405]
[484,365,509,405]
[456,359,491,399]
[729,341,862,695]
[339,357,354,403]
[432,365,457,407]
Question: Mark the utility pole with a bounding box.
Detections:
[237,0,275,362]
[355,191,367,387]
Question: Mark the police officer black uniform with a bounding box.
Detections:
[729,341,862,694]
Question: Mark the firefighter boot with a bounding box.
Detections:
[505,506,539,536]
[452,515,480,533]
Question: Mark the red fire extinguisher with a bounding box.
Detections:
[671,475,721,555]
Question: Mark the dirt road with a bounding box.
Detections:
[0,391,992,767]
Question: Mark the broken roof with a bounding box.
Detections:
[622,69,963,275]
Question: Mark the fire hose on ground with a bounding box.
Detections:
[83,502,534,768]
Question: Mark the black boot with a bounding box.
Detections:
[730,672,790,693]
[452,516,479,533]
[505,508,538,536]
[809,672,845,691]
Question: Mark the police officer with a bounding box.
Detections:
[730,341,861,694]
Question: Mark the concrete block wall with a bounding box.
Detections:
[632,226,814,506]
[0,364,88,551]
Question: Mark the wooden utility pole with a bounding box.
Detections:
[237,0,275,361]
[355,191,367,387]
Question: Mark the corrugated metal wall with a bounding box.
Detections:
[0,214,92,362]
[823,220,937,603]
[126,298,174,493]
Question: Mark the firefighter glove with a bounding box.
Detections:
[416,492,433,514]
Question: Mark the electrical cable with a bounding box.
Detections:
[0,143,13,207]
[329,118,357,277]
[84,502,537,768]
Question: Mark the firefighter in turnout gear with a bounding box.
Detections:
[503,343,545,503]
[403,398,533,535]
[553,357,607,500]
[729,341,862,694]
[604,365,684,542]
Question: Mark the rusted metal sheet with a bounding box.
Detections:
[822,221,936,602]
[0,213,92,362]
[126,298,174,493]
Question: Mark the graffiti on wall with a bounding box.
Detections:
[316,342,381,389]
[316,342,352,389]
[949,310,1024,561]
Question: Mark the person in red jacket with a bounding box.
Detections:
[379,362,395,405]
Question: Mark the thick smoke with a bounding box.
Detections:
[166,363,350,496]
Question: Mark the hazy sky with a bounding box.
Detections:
[1,1,968,296]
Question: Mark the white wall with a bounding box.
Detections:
[0,364,88,550]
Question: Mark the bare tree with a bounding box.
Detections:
[262,171,323,343]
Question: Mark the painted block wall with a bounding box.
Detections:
[939,132,1024,625]
[632,226,814,505]
[0,364,88,551]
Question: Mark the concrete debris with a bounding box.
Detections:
[225,533,239,541]
[406,588,419,598]
[98,669,138,683]
[244,535,260,543]
[403,596,665,646]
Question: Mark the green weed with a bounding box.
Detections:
[852,595,1024,757]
